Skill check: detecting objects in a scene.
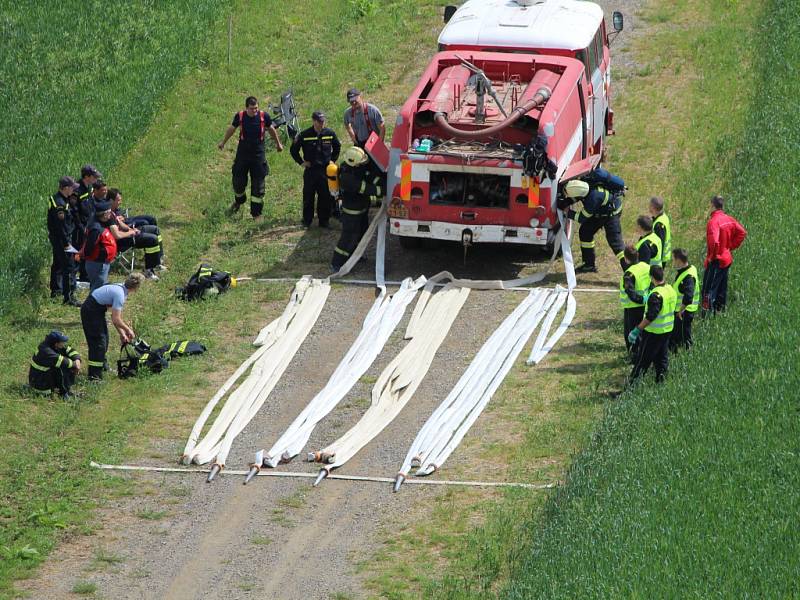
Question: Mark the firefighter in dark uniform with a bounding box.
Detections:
[633,215,663,267]
[670,248,700,351]
[75,164,102,281]
[80,273,142,380]
[291,111,341,228]
[28,331,81,398]
[48,176,81,306]
[82,200,118,292]
[218,95,284,218]
[619,244,651,355]
[628,266,677,384]
[558,169,626,273]
[331,146,385,271]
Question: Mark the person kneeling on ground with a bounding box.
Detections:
[107,188,164,278]
[80,273,142,381]
[28,330,81,399]
[331,146,385,271]
[628,265,677,384]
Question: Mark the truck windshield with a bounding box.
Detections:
[429,172,510,208]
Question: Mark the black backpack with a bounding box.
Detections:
[176,264,233,301]
[117,339,169,379]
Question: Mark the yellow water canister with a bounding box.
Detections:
[326,162,339,197]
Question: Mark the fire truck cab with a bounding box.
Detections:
[386,0,622,250]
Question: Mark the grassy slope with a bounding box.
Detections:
[0,1,447,597]
[428,0,800,596]
[0,0,226,318]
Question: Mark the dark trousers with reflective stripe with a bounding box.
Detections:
[118,231,161,269]
[29,364,75,396]
[81,296,109,380]
[332,210,368,269]
[302,166,332,226]
[578,214,624,268]
[623,306,644,353]
[670,311,694,351]
[232,154,268,216]
[630,330,670,383]
[49,235,77,301]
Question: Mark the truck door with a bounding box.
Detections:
[587,27,607,149]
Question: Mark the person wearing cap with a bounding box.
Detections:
[105,188,161,280]
[29,331,82,398]
[48,176,81,306]
[290,111,342,228]
[331,146,385,271]
[82,200,118,291]
[80,273,142,380]
[343,88,385,149]
[557,168,626,273]
[75,165,102,282]
[218,95,284,218]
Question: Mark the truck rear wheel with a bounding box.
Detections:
[398,235,422,249]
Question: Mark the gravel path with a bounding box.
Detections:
[20,2,648,598]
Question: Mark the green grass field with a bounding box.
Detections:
[0,1,446,597]
[425,0,800,596]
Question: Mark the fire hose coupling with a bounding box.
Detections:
[393,472,407,493]
[313,466,331,487]
[410,455,422,469]
[307,451,335,463]
[178,454,189,465]
[243,463,261,485]
[206,462,223,483]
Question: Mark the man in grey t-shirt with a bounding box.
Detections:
[343,88,385,148]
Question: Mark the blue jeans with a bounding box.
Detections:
[86,261,110,291]
[702,260,729,314]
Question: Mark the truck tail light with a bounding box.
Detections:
[529,205,547,226]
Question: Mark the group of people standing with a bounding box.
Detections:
[47,165,166,305]
[218,90,386,271]
[560,173,747,384]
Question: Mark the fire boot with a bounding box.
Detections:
[576,246,598,273]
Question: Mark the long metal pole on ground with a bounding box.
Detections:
[89,462,556,490]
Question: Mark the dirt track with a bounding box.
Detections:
[19,1,645,598]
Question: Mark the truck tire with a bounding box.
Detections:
[398,235,422,249]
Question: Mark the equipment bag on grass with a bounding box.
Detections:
[156,340,207,359]
[117,339,169,379]
[176,263,236,301]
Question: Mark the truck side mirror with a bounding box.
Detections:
[444,5,457,23]
[612,11,624,32]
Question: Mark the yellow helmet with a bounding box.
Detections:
[343,146,369,167]
[564,179,590,198]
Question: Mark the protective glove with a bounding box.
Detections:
[627,328,641,346]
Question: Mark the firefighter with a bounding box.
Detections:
[619,244,651,355]
[702,194,747,314]
[290,111,341,228]
[48,176,81,306]
[80,273,142,380]
[343,88,385,149]
[331,146,385,271]
[218,95,284,218]
[82,200,118,291]
[75,165,101,282]
[558,169,626,273]
[670,248,700,351]
[107,188,163,279]
[633,215,663,267]
[28,331,81,398]
[649,196,671,268]
[628,266,677,384]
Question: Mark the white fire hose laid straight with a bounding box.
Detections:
[308,279,471,485]
[180,276,330,481]
[243,276,427,483]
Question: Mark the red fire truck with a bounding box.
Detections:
[384,0,623,251]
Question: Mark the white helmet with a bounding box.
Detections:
[564,179,590,198]
[343,146,369,167]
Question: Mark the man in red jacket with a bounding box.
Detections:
[703,195,747,314]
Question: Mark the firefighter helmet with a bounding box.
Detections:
[343,146,369,167]
[564,179,590,198]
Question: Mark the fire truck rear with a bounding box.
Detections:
[385,0,623,251]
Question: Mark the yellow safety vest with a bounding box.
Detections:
[635,232,663,266]
[672,265,700,313]
[653,212,671,261]
[645,284,677,334]
[619,262,650,309]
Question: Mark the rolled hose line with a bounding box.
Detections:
[433,86,551,139]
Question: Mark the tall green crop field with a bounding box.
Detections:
[429,0,800,596]
[0,1,227,318]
